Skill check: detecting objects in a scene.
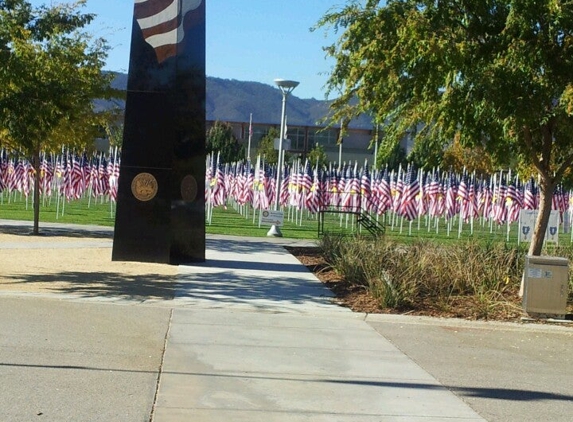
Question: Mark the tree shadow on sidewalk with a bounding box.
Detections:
[3,271,177,300]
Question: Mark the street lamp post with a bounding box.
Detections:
[267,78,299,237]
[338,119,344,166]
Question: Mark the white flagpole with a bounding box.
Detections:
[110,146,118,219]
[507,170,512,242]
[458,169,465,239]
[417,168,423,232]
[247,113,253,162]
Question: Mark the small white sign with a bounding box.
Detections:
[261,210,284,226]
[273,138,292,151]
[518,210,560,244]
[545,211,559,244]
[527,268,542,278]
[519,210,536,242]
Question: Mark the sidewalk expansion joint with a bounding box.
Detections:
[149,308,173,422]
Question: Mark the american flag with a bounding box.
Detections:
[391,168,403,213]
[0,151,8,193]
[70,154,85,199]
[107,152,120,202]
[134,0,203,64]
[477,178,493,217]
[37,156,53,197]
[5,159,18,194]
[505,178,523,223]
[305,165,322,214]
[445,172,458,220]
[468,176,478,220]
[15,159,32,198]
[492,175,507,224]
[360,163,372,213]
[210,153,226,208]
[300,160,314,211]
[98,156,110,197]
[426,171,442,218]
[238,164,254,206]
[280,164,290,207]
[377,167,392,215]
[416,169,427,217]
[398,165,420,221]
[341,162,360,212]
[553,183,568,213]
[523,178,537,210]
[288,164,302,210]
[457,174,470,222]
[263,164,275,208]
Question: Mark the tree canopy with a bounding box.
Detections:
[206,120,245,163]
[0,0,117,233]
[316,0,573,254]
[257,127,280,165]
[306,143,329,169]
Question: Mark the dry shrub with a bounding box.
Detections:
[543,244,573,300]
[319,234,525,310]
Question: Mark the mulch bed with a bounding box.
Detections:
[285,246,573,322]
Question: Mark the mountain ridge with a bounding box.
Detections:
[108,73,373,129]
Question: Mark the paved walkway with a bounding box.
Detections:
[155,237,485,421]
[1,219,572,421]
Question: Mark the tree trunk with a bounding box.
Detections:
[520,177,555,296]
[32,150,41,235]
[527,178,554,256]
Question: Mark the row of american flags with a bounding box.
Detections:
[1,148,571,231]
[206,153,571,228]
[0,149,120,203]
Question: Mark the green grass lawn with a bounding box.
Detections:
[0,194,116,227]
[1,193,571,245]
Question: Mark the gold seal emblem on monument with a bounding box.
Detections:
[131,172,158,202]
[181,175,198,202]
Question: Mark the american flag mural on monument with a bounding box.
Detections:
[134,0,203,63]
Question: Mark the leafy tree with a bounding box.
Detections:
[307,143,329,168]
[104,120,123,149]
[103,105,126,149]
[316,0,573,255]
[441,139,495,177]
[0,0,116,234]
[206,120,244,163]
[404,126,446,170]
[256,127,279,164]
[376,138,407,171]
[408,139,444,171]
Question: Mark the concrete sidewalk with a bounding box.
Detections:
[153,237,486,421]
[2,220,572,421]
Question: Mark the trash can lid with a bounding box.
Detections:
[526,255,569,266]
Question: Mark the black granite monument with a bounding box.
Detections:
[112,0,206,264]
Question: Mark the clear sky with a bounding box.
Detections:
[30,0,344,100]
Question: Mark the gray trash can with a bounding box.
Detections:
[523,256,569,318]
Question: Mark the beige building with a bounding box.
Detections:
[207,120,381,166]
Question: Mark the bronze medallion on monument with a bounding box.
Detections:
[181,175,198,202]
[131,172,158,202]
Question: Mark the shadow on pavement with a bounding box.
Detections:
[3,271,177,300]
[0,223,113,239]
[205,237,314,253]
[176,238,332,308]
[198,258,310,273]
[177,269,331,306]
[2,361,571,404]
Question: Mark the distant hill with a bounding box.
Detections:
[105,73,373,129]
